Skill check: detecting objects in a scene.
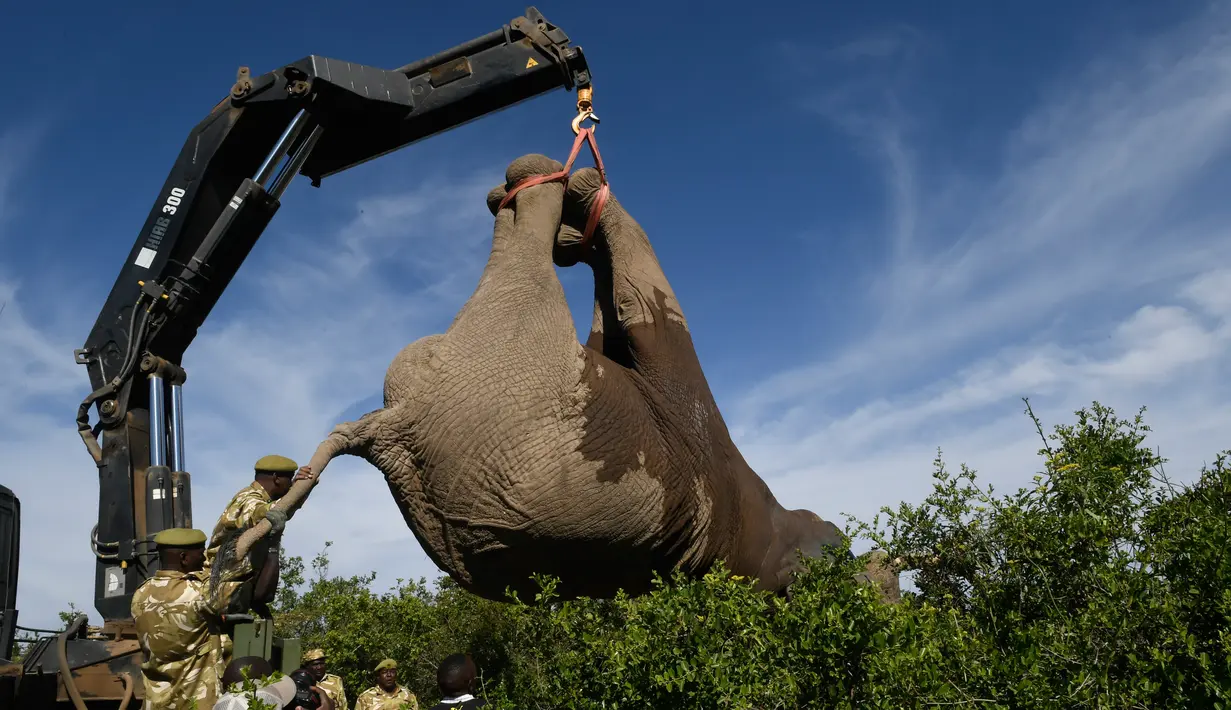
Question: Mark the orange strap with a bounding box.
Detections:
[498,126,611,247]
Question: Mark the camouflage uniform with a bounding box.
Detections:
[204,481,275,584]
[317,673,349,710]
[130,529,243,710]
[303,648,349,710]
[354,684,418,710]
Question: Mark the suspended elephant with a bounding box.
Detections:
[238,154,899,603]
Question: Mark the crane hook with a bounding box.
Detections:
[572,109,600,135]
[573,86,599,135]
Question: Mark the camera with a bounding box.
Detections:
[287,668,321,709]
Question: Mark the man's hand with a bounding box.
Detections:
[293,465,316,483]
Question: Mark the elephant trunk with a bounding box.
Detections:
[233,416,374,560]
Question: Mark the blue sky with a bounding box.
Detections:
[4,1,1231,630]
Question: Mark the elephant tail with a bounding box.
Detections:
[233,412,381,560]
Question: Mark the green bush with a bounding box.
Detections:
[271,402,1230,709]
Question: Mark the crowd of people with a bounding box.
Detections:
[214,650,488,709]
[127,453,484,709]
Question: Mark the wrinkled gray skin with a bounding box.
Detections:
[301,154,899,602]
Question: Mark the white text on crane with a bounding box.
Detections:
[135,186,186,269]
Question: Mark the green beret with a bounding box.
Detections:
[255,454,298,474]
[153,528,207,547]
[374,658,397,672]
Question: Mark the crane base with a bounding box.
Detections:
[0,618,299,708]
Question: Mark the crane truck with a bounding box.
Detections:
[0,8,593,706]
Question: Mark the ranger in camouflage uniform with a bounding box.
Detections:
[303,648,349,710]
[130,527,244,710]
[355,659,418,710]
[203,454,313,659]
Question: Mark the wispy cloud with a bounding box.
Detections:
[731,5,1231,539]
[744,4,1231,412]
[736,274,1231,475]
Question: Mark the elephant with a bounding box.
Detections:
[238,154,900,604]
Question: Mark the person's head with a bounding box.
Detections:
[217,656,299,709]
[436,654,477,698]
[302,648,327,682]
[374,659,398,691]
[222,655,274,687]
[254,454,298,500]
[154,528,207,572]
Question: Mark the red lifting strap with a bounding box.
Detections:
[498,126,611,247]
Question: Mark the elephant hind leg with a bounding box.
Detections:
[555,168,706,385]
[581,256,634,367]
[451,155,580,356]
[384,333,444,409]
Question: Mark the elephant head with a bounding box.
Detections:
[249,154,899,604]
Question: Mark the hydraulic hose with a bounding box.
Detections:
[117,672,134,710]
[55,614,88,710]
[77,297,152,464]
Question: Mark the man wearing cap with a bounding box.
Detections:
[302,648,348,710]
[204,455,314,643]
[354,659,418,710]
[130,527,246,710]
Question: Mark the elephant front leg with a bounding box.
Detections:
[556,168,748,575]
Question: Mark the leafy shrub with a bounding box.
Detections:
[272,402,1230,709]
